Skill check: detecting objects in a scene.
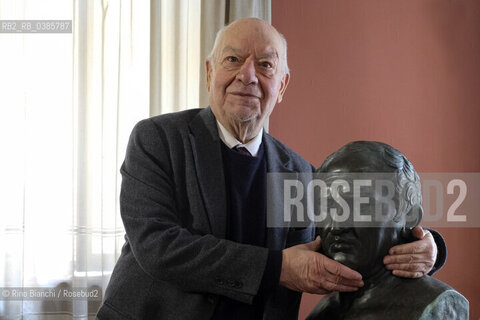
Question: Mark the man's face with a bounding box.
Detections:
[206,19,289,132]
[319,170,402,277]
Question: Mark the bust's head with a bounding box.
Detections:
[317,141,423,277]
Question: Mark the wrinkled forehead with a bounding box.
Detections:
[218,21,284,59]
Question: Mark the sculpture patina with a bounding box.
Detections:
[307,141,468,320]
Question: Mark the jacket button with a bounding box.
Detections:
[215,278,225,286]
[207,294,216,303]
[227,280,243,288]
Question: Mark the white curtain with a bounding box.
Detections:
[0,0,149,318]
[0,0,269,318]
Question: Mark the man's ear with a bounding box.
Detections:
[404,205,424,229]
[276,72,290,103]
[206,60,212,92]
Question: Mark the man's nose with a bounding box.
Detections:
[236,59,258,85]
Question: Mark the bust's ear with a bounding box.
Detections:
[404,205,423,229]
[400,205,423,240]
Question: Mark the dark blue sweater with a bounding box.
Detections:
[212,142,281,320]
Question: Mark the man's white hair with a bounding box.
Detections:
[206,21,290,75]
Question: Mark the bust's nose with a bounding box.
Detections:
[323,215,353,235]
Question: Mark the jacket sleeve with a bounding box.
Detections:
[119,118,269,304]
[424,227,447,275]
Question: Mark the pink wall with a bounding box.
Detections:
[271,1,480,319]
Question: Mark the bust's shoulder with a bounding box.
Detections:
[395,275,458,299]
[307,276,469,320]
[418,288,469,320]
[383,276,468,319]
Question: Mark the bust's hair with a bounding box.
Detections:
[318,141,422,222]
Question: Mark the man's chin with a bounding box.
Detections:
[227,108,260,123]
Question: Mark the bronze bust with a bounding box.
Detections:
[307,141,468,320]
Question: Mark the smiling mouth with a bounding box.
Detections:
[229,92,260,98]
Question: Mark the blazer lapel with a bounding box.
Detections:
[263,133,294,250]
[187,114,300,247]
[188,108,227,239]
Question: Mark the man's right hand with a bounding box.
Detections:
[279,236,364,294]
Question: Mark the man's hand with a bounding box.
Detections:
[383,226,437,278]
[279,236,364,294]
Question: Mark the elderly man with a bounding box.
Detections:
[307,141,468,319]
[97,18,444,319]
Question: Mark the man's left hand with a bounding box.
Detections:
[383,226,437,278]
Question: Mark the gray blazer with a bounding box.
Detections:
[96,107,315,320]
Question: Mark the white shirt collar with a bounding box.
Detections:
[216,121,263,157]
